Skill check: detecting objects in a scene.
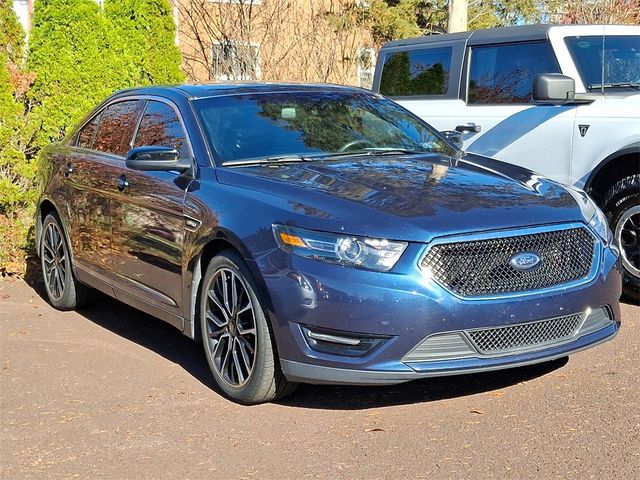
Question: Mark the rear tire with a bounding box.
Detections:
[199,250,297,404]
[603,174,640,303]
[40,213,92,310]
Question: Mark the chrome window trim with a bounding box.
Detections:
[70,95,195,161]
[417,222,601,301]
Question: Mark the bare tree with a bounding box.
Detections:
[559,0,640,24]
[176,0,372,85]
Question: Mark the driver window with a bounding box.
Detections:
[134,101,187,155]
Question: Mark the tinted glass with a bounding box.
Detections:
[93,101,142,155]
[565,35,640,89]
[134,101,186,152]
[194,91,457,163]
[76,114,101,149]
[380,48,452,96]
[468,42,560,104]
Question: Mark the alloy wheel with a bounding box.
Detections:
[204,267,257,387]
[42,221,67,301]
[616,205,640,279]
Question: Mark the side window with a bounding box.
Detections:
[76,113,101,149]
[134,101,186,153]
[93,100,142,156]
[468,42,560,104]
[380,47,452,97]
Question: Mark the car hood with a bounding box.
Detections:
[215,153,586,242]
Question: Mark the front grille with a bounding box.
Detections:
[466,313,584,355]
[421,227,596,297]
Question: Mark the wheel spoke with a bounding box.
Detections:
[238,335,255,355]
[221,270,231,315]
[237,337,253,371]
[232,341,245,384]
[208,288,230,322]
[206,307,227,329]
[237,321,256,336]
[230,272,238,317]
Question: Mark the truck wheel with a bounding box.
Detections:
[603,174,640,303]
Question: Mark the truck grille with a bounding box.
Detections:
[466,313,584,355]
[421,227,596,297]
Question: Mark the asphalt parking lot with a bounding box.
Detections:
[1,277,639,480]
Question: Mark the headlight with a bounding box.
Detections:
[273,225,407,271]
[566,186,612,243]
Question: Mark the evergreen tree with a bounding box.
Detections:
[27,0,137,147]
[105,0,184,85]
[0,0,25,64]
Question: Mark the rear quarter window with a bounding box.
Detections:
[379,47,453,97]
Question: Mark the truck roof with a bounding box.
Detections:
[380,24,639,49]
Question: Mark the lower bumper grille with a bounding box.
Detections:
[467,313,584,355]
[403,307,613,362]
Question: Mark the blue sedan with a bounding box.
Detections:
[35,84,621,403]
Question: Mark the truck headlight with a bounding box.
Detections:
[273,225,407,271]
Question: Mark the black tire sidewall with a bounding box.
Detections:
[199,250,278,403]
[604,178,640,302]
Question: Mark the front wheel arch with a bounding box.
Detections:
[585,147,640,205]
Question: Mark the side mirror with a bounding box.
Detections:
[532,74,576,103]
[126,146,192,172]
[440,130,464,148]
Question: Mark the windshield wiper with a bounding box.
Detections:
[587,82,640,90]
[362,147,427,155]
[222,155,314,167]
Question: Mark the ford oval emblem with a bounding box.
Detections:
[509,252,541,271]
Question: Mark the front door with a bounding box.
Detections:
[110,99,193,322]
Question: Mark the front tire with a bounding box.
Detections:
[603,174,640,303]
[40,213,91,310]
[199,250,297,404]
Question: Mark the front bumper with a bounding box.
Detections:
[255,232,622,386]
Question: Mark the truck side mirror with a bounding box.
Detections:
[532,74,576,103]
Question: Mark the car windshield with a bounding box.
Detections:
[565,35,640,90]
[193,91,458,165]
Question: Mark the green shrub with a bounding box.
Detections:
[105,0,184,85]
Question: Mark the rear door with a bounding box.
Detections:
[375,39,466,133]
[110,99,193,324]
[63,100,143,289]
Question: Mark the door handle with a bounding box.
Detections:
[117,175,129,191]
[64,163,73,177]
[455,123,481,133]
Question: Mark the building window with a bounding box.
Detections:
[357,47,376,88]
[212,42,260,81]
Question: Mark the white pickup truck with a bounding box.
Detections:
[372,24,640,300]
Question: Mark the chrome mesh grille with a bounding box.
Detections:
[466,313,584,355]
[421,227,596,297]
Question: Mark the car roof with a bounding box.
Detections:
[110,83,371,101]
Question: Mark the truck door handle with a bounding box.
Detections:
[64,163,73,177]
[117,175,129,191]
[455,123,481,133]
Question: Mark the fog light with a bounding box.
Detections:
[301,325,389,357]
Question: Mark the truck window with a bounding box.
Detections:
[380,48,452,97]
[565,35,640,90]
[468,42,560,104]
